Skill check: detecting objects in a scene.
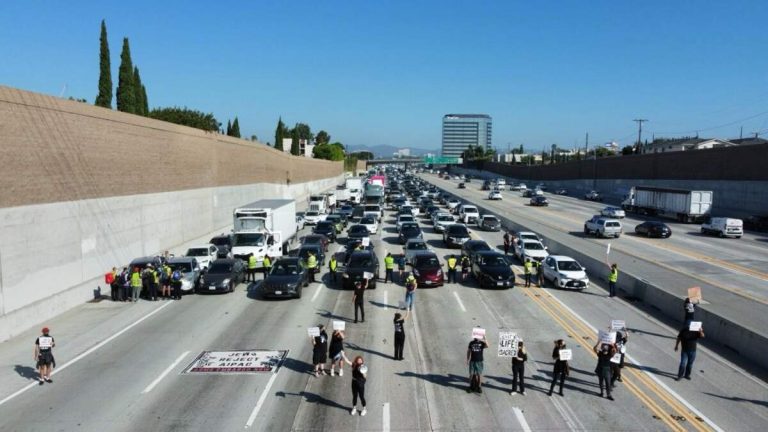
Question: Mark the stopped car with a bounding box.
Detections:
[584,190,603,201]
[295,214,306,231]
[600,206,626,218]
[459,205,480,224]
[410,251,444,287]
[634,221,672,238]
[359,216,379,235]
[433,213,456,233]
[542,255,589,290]
[479,215,501,231]
[325,214,345,233]
[522,189,543,198]
[261,257,309,299]
[458,182,466,189]
[701,217,743,238]
[482,180,492,191]
[403,239,429,264]
[447,199,461,210]
[297,244,326,270]
[346,225,371,243]
[516,240,549,262]
[185,244,218,270]
[338,205,355,219]
[443,224,471,248]
[304,210,326,225]
[301,234,330,252]
[342,250,380,289]
[313,221,338,242]
[209,234,232,258]
[197,258,245,294]
[510,183,525,191]
[529,196,549,206]
[363,204,383,221]
[517,231,545,245]
[472,251,515,289]
[396,214,417,231]
[488,190,503,200]
[166,256,202,294]
[461,240,492,263]
[399,223,423,244]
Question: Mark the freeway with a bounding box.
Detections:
[0,190,766,431]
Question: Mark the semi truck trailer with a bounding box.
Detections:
[621,186,712,223]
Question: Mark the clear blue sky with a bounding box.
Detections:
[2,1,768,152]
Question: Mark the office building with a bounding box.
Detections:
[441,114,492,158]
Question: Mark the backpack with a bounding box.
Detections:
[172,270,181,281]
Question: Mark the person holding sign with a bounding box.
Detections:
[466,333,489,393]
[611,330,628,385]
[607,262,619,297]
[34,327,55,384]
[548,339,569,396]
[311,324,329,377]
[511,341,527,395]
[674,324,705,381]
[329,329,348,376]
[593,342,617,400]
[393,310,409,360]
[352,279,367,323]
[345,356,368,416]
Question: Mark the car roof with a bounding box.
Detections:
[188,244,215,249]
[168,257,197,264]
[405,239,426,245]
[549,255,577,262]
[475,250,505,258]
[464,240,488,246]
[518,231,538,236]
[276,257,302,264]
[350,250,375,258]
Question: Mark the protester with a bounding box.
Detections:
[346,356,368,416]
[393,310,409,360]
[329,329,348,376]
[353,278,367,323]
[674,324,705,381]
[503,232,511,255]
[612,330,628,385]
[397,254,406,281]
[461,255,471,281]
[549,339,569,396]
[34,327,55,384]
[171,267,183,300]
[404,273,417,311]
[684,298,696,323]
[119,267,130,302]
[511,341,527,395]
[467,333,489,393]
[105,267,117,301]
[312,324,328,377]
[594,342,616,400]
[161,262,172,299]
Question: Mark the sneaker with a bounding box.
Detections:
[321,370,327,375]
[360,408,367,416]
[510,390,516,395]
[520,391,526,396]
[45,378,52,383]
[339,369,344,377]
[617,377,623,382]
[607,395,614,401]
[684,376,691,380]
[38,379,44,386]
[350,408,357,416]
[330,369,335,377]
[558,391,564,396]
[477,387,483,394]
[314,371,319,378]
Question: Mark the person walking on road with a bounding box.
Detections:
[404,273,417,311]
[353,278,367,323]
[675,324,705,381]
[346,355,368,416]
[262,255,272,280]
[130,267,142,302]
[607,262,619,297]
[329,329,348,376]
[307,252,318,283]
[684,297,696,323]
[549,339,569,396]
[594,342,617,400]
[312,324,328,377]
[467,333,489,393]
[384,253,395,283]
[460,255,471,281]
[511,341,527,395]
[328,255,338,284]
[393,310,409,360]
[247,253,257,282]
[523,258,533,287]
[503,232,511,255]
[34,327,55,384]
[447,255,458,283]
[612,330,628,385]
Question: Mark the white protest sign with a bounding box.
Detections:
[359,365,368,374]
[606,243,611,255]
[307,327,320,337]
[497,332,518,357]
[362,238,370,247]
[472,327,486,340]
[598,329,617,345]
[610,352,622,364]
[38,336,53,349]
[363,271,374,280]
[333,320,346,331]
[558,349,572,361]
[688,321,702,331]
[610,320,626,331]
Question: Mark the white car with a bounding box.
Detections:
[296,214,306,231]
[459,205,480,224]
[433,213,456,233]
[359,216,379,234]
[185,244,218,270]
[516,240,549,263]
[447,199,461,210]
[488,190,502,200]
[517,231,545,245]
[601,207,626,219]
[396,214,417,231]
[304,210,327,225]
[542,255,589,290]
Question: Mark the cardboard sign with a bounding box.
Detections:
[333,320,346,331]
[606,243,611,255]
[363,271,374,280]
[610,320,626,331]
[497,332,518,358]
[362,238,370,247]
[610,352,622,364]
[687,286,702,304]
[307,327,320,337]
[472,327,486,340]
[688,321,702,332]
[558,349,572,361]
[598,329,617,345]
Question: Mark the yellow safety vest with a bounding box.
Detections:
[152,270,159,284]
[609,268,618,283]
[447,257,457,269]
[263,256,272,268]
[248,255,257,269]
[385,256,394,269]
[329,259,337,271]
[307,255,317,269]
[524,261,532,274]
[131,272,142,287]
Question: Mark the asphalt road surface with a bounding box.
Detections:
[0,186,766,431]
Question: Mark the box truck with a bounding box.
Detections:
[231,199,297,267]
[621,186,712,223]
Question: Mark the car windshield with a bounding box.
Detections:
[606,222,621,227]
[361,217,375,224]
[350,226,368,234]
[348,256,373,267]
[524,242,544,250]
[341,206,353,212]
[406,242,427,250]
[210,237,229,246]
[470,243,491,252]
[483,217,498,223]
[306,211,319,217]
[233,233,265,247]
[438,215,453,222]
[187,248,208,256]
[464,207,478,213]
[520,234,538,241]
[481,256,507,266]
[208,262,234,273]
[399,216,414,222]
[271,263,300,275]
[558,261,582,271]
[168,262,194,273]
[364,205,379,212]
[326,216,340,222]
[414,256,440,267]
[316,222,333,229]
[401,223,418,229]
[303,236,323,244]
[449,226,469,236]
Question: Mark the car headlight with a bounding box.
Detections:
[181,280,191,289]
[343,273,349,279]
[222,278,231,286]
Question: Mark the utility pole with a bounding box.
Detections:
[633,119,648,152]
[740,126,743,140]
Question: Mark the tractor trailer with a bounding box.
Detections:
[621,186,712,223]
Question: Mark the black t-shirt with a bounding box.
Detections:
[596,346,614,368]
[512,351,527,365]
[552,347,568,372]
[353,285,365,303]
[329,334,344,357]
[468,339,486,362]
[678,329,702,351]
[36,335,54,352]
[314,331,328,353]
[394,318,405,334]
[352,364,367,384]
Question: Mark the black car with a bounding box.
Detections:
[197,259,245,294]
[347,224,370,242]
[339,205,355,219]
[522,189,536,198]
[635,221,672,238]
[443,224,471,248]
[425,206,441,219]
[261,257,309,299]
[479,215,501,231]
[343,250,380,289]
[313,221,337,241]
[458,182,466,189]
[530,196,549,206]
[481,180,492,191]
[472,251,515,289]
[399,223,423,244]
[351,205,365,222]
[209,234,232,258]
[301,234,330,252]
[296,244,326,270]
[461,240,492,263]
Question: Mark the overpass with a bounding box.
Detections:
[365,156,462,167]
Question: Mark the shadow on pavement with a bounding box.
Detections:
[624,363,678,380]
[316,309,354,322]
[396,371,467,391]
[344,342,391,360]
[279,357,314,376]
[14,365,39,381]
[625,327,677,340]
[274,390,349,411]
[702,392,768,408]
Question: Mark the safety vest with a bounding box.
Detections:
[329,258,337,271]
[524,261,532,274]
[609,268,618,283]
[447,257,457,269]
[152,270,159,284]
[263,256,272,269]
[248,255,257,270]
[307,255,317,269]
[130,272,142,287]
[385,255,394,269]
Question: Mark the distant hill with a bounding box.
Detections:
[346,144,439,158]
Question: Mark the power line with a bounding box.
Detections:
[652,109,768,136]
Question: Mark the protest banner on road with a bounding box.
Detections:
[689,321,702,332]
[472,327,486,340]
[498,332,519,357]
[558,349,572,361]
[333,320,346,331]
[611,320,626,331]
[599,329,617,345]
[307,327,320,337]
[688,286,702,303]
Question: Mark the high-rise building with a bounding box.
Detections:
[441,114,492,158]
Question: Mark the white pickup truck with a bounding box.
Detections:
[459,205,480,224]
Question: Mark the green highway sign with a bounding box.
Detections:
[422,156,461,165]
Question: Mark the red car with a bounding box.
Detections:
[410,251,444,287]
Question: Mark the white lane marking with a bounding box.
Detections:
[546,293,725,432]
[513,407,532,432]
[245,371,279,428]
[142,351,190,394]
[548,393,579,431]
[0,300,174,408]
[311,284,322,303]
[453,291,466,312]
[383,402,391,432]
[384,290,388,310]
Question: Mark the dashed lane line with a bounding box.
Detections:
[142,351,190,394]
[452,291,467,312]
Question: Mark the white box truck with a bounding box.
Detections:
[344,178,363,203]
[309,195,327,214]
[231,199,297,267]
[622,186,712,223]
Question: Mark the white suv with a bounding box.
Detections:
[584,216,622,238]
[185,244,218,270]
[459,205,480,224]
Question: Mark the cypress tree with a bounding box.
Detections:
[290,126,301,156]
[141,84,148,114]
[133,66,144,116]
[95,20,112,108]
[231,117,241,138]
[116,38,136,113]
[274,117,285,151]
[226,120,232,136]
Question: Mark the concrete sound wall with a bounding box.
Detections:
[0,86,344,341]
